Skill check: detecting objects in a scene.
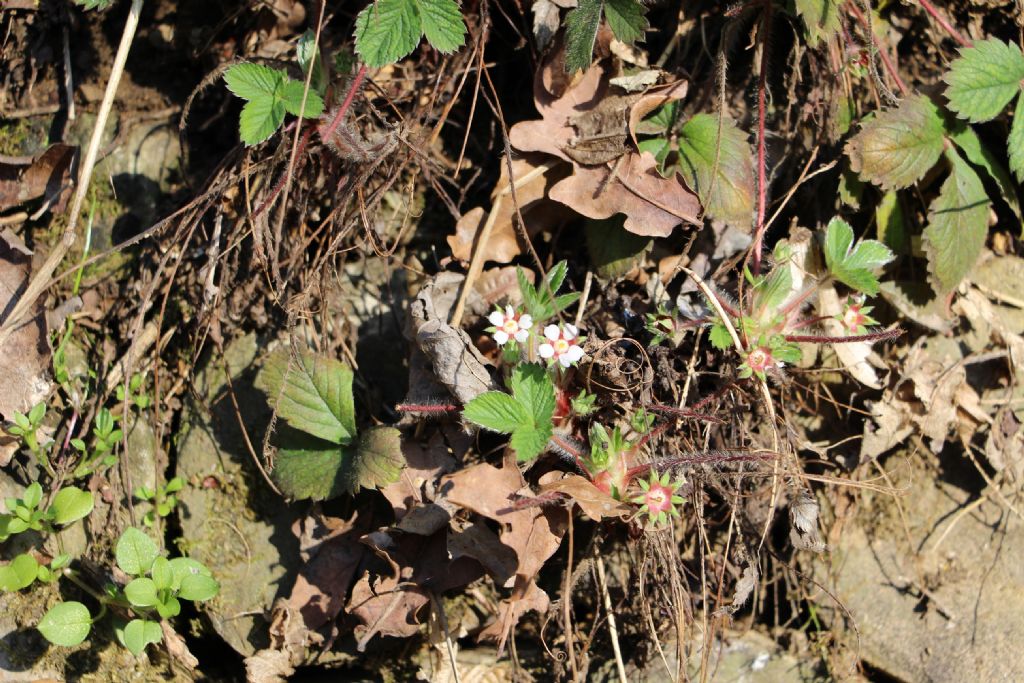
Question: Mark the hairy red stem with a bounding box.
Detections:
[916,0,972,48]
[783,326,903,344]
[751,0,772,275]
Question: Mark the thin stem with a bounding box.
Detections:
[916,0,972,48]
[751,0,772,275]
[846,2,909,95]
[784,326,903,344]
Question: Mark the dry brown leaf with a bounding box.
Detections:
[447,155,569,264]
[627,80,688,147]
[441,461,567,651]
[381,433,457,520]
[0,232,52,426]
[901,340,966,451]
[474,266,532,308]
[0,144,75,213]
[287,512,368,631]
[448,522,519,587]
[538,473,629,520]
[477,580,550,650]
[244,648,294,683]
[861,399,914,461]
[510,65,609,162]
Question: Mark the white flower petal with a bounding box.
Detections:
[514,329,530,343]
[493,330,509,345]
[488,311,505,327]
[504,304,516,318]
[566,345,585,362]
[564,324,578,339]
[518,314,533,330]
[544,325,561,341]
[538,343,554,359]
[558,354,573,368]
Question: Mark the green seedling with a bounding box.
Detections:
[134,477,184,527]
[115,372,152,411]
[70,408,122,479]
[0,482,94,543]
[6,402,52,474]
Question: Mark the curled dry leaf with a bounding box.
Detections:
[380,431,458,521]
[409,273,499,404]
[790,491,826,553]
[509,64,700,237]
[0,143,75,213]
[538,473,629,520]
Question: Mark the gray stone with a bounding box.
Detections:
[175,333,300,656]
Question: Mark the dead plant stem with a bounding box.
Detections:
[751,0,772,275]
[0,0,144,347]
[594,549,627,683]
[563,508,579,682]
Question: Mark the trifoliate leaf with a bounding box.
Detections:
[564,0,602,73]
[115,527,159,576]
[945,38,1024,123]
[794,0,840,45]
[947,118,1021,221]
[122,619,162,657]
[38,602,91,647]
[604,0,647,45]
[223,63,283,101]
[418,0,467,53]
[355,0,422,67]
[270,426,403,501]
[239,97,285,146]
[462,364,555,462]
[923,149,991,294]
[845,95,946,190]
[0,553,39,591]
[279,80,325,119]
[677,113,755,228]
[1010,92,1024,183]
[823,217,894,295]
[256,347,357,445]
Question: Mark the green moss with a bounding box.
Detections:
[0,118,46,156]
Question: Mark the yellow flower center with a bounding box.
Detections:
[554,339,570,354]
[503,319,518,333]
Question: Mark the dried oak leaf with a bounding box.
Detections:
[0,232,52,427]
[0,143,75,213]
[538,473,629,520]
[447,154,570,264]
[348,530,482,649]
[510,64,699,237]
[441,460,567,651]
[380,431,458,521]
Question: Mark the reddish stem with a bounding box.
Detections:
[751,0,772,275]
[783,326,903,344]
[396,402,461,415]
[916,0,972,48]
[846,2,909,95]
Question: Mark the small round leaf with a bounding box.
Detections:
[178,573,220,602]
[38,601,91,646]
[50,487,94,526]
[115,527,159,576]
[122,618,162,656]
[124,577,159,607]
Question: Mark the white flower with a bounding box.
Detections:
[538,324,585,368]
[488,305,533,345]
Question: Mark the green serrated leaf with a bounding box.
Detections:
[823,217,893,295]
[845,95,946,190]
[355,0,422,68]
[123,619,162,656]
[709,321,732,350]
[271,426,403,501]
[0,553,40,591]
[794,0,840,45]
[945,38,1024,123]
[115,527,159,576]
[224,63,283,102]
[38,601,91,647]
[50,487,94,526]
[546,260,569,295]
[418,0,467,53]
[178,573,220,602]
[564,0,602,73]
[238,96,286,146]
[296,31,326,95]
[947,119,1021,221]
[462,392,527,433]
[73,0,114,9]
[876,190,909,254]
[585,217,651,278]
[923,149,991,294]
[124,578,159,607]
[256,347,356,445]
[677,113,755,227]
[604,0,647,44]
[507,364,555,462]
[280,80,325,119]
[1010,92,1024,184]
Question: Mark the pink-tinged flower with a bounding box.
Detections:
[538,324,585,368]
[837,297,878,335]
[488,306,533,345]
[631,470,685,526]
[745,345,777,374]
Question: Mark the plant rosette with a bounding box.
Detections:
[539,324,586,368]
[631,470,685,527]
[488,306,534,346]
[738,335,799,380]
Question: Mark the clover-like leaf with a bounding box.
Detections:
[945,38,1024,123]
[845,95,946,191]
[256,347,356,445]
[279,80,325,119]
[223,63,283,101]
[462,363,555,462]
[823,217,894,295]
[38,601,92,647]
[239,96,286,146]
[923,149,991,294]
[355,0,466,67]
